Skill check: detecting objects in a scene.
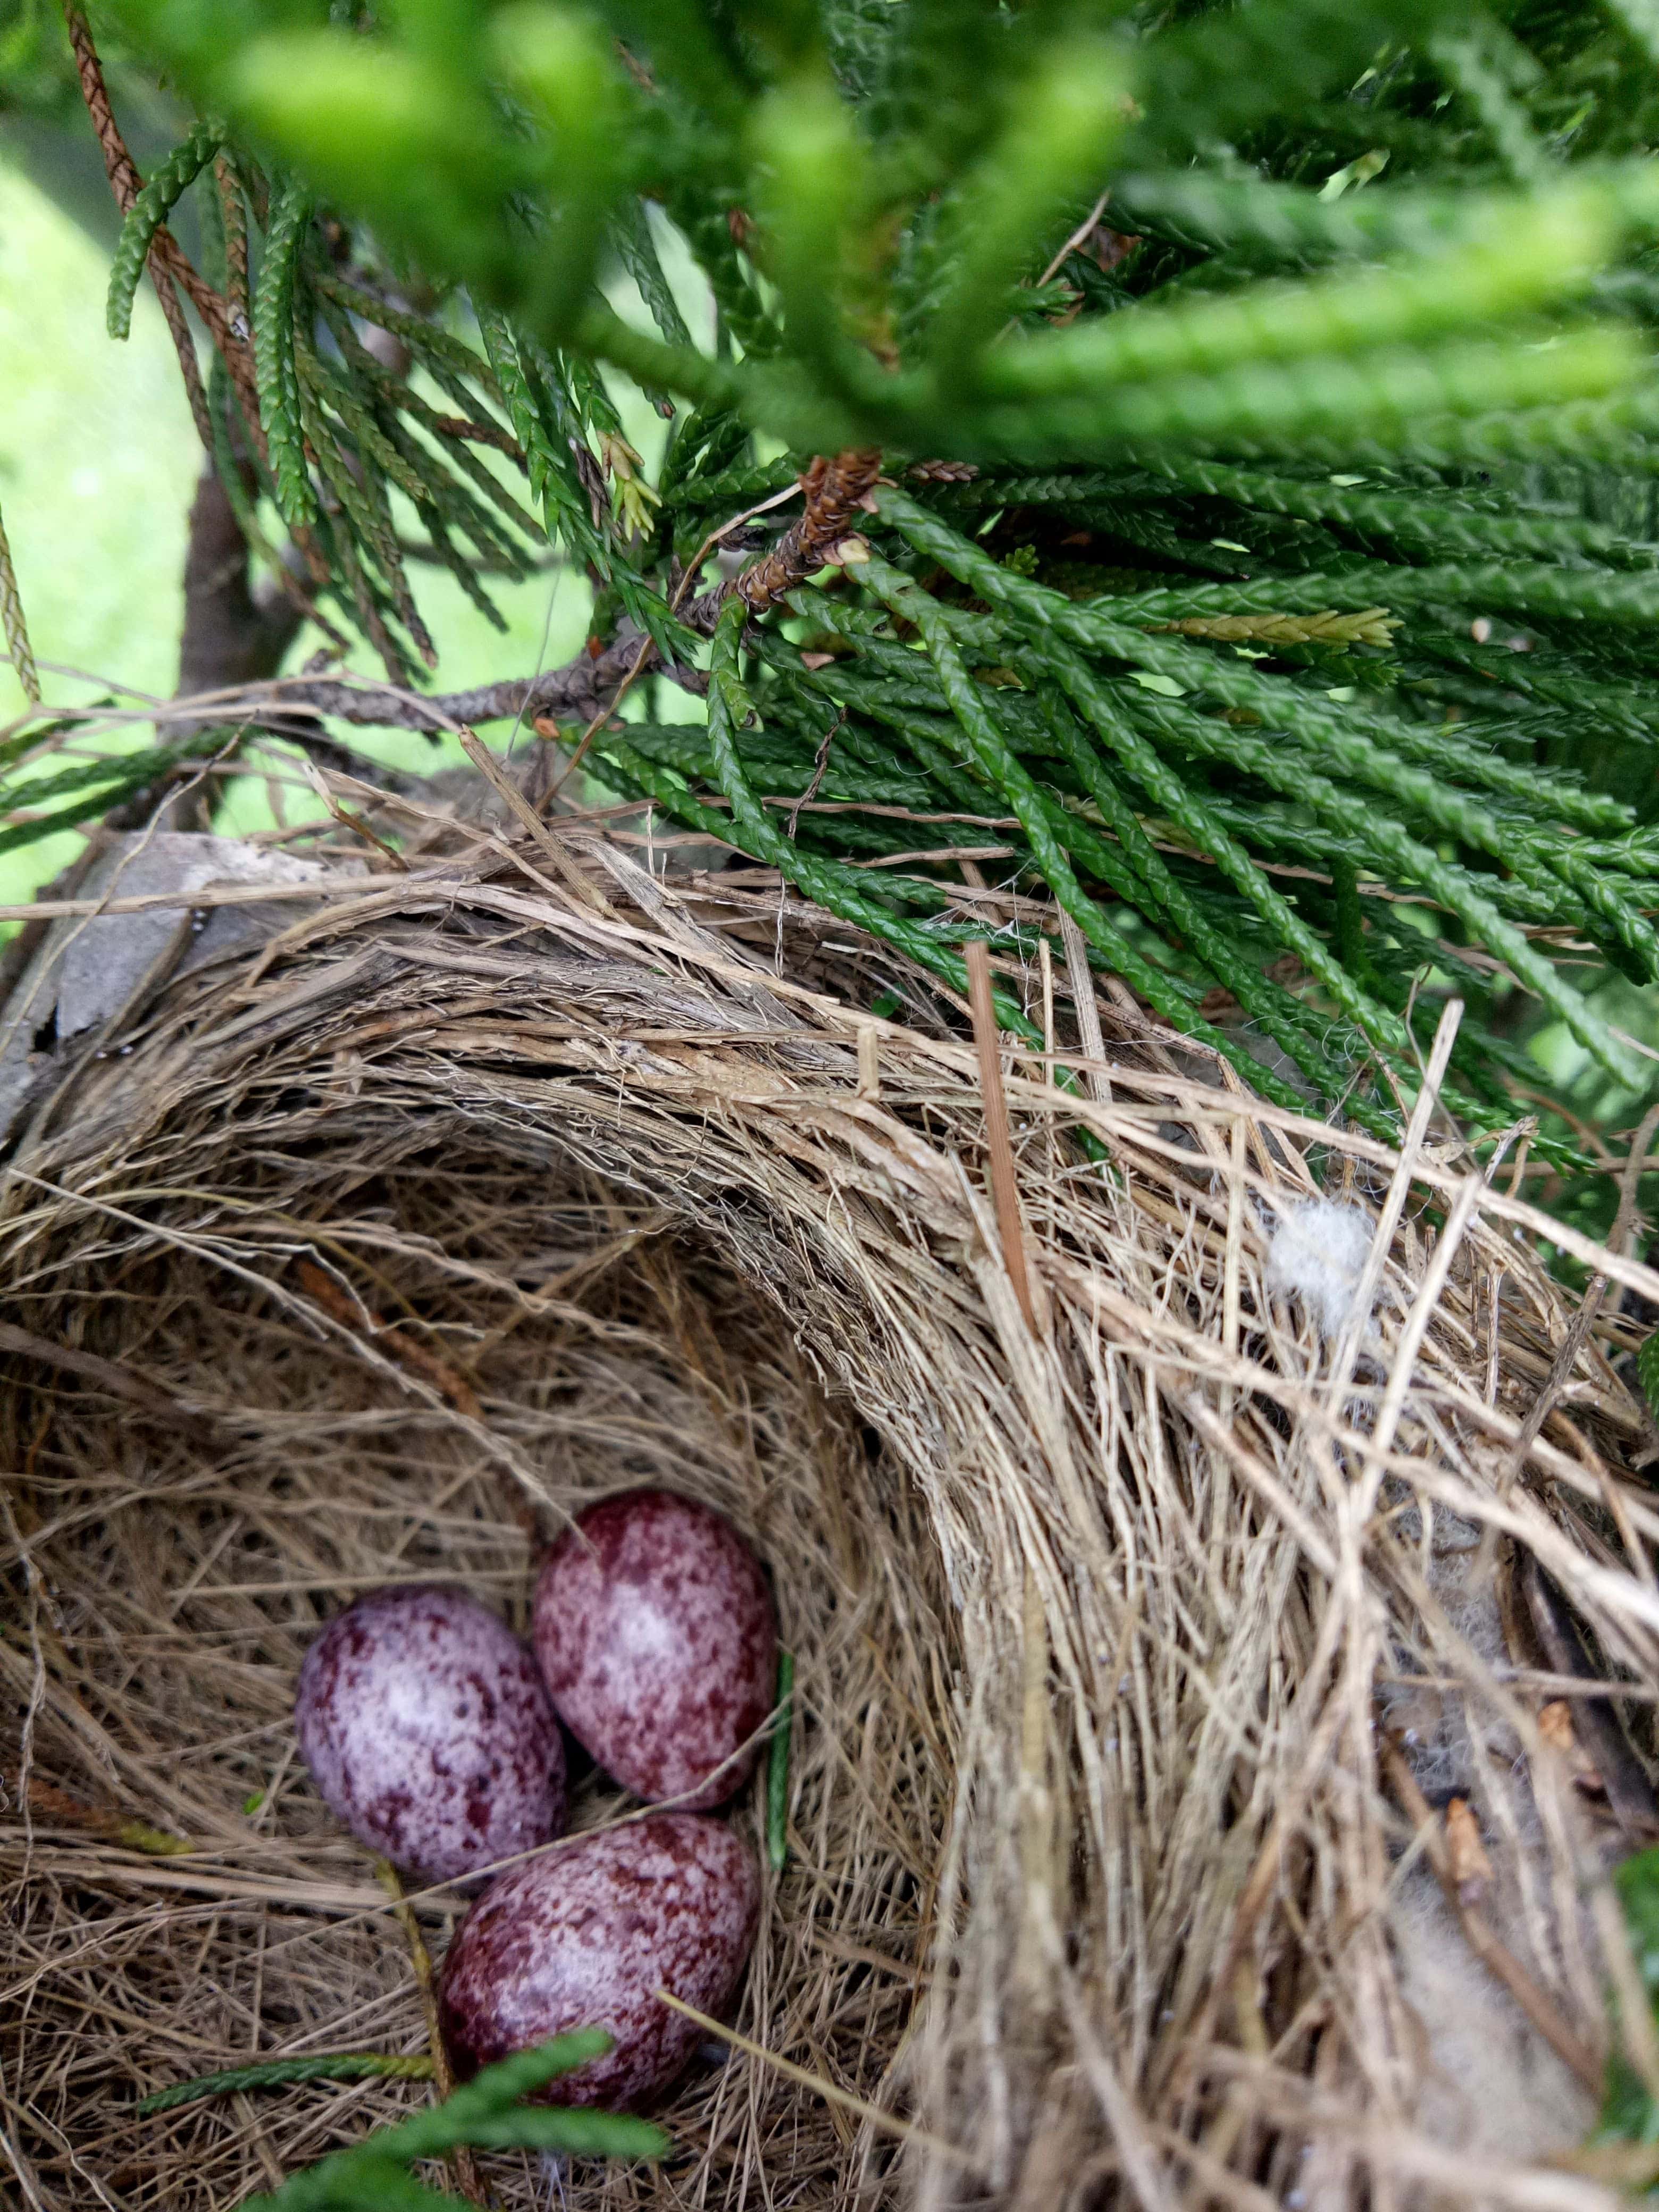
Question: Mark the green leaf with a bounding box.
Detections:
[1638,1333,1659,1422]
[229,2033,661,2209]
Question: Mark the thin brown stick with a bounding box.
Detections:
[0,1321,192,1418]
[1036,191,1113,289]
[965,939,1036,1333]
[7,1775,192,1858]
[63,6,264,450]
[63,5,210,448]
[784,711,842,843]
[457,729,616,917]
[731,450,882,615]
[1382,1742,1602,2094]
[543,479,803,798]
[62,5,142,207]
[152,267,215,451]
[428,415,523,458]
[296,1260,483,1419]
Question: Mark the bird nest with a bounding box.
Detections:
[2,797,1657,2212]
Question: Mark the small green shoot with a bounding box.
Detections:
[1637,1331,1659,1423]
[139,2033,668,2209]
[768,1649,795,1874]
[139,2053,435,2116]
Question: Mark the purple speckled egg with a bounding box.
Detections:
[532,1489,776,1809]
[295,1585,566,1885]
[438,1813,759,2107]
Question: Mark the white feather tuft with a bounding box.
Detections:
[1264,1198,1377,1340]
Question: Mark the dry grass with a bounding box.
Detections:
[2,789,1658,2211]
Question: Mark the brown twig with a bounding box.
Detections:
[298,757,410,872]
[1036,191,1113,289]
[731,449,882,615]
[457,728,616,917]
[1382,1739,1602,2094]
[543,477,805,799]
[62,4,141,206]
[0,1320,196,1418]
[91,457,874,758]
[8,1773,192,1858]
[63,6,213,448]
[296,1260,482,1418]
[63,6,265,455]
[785,711,843,842]
[965,939,1037,1333]
[429,415,524,458]
[155,267,215,449]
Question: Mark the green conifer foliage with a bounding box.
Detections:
[37,2,1659,1157]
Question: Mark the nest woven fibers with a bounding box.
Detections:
[4,787,1659,2212]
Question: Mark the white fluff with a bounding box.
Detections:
[1264,1198,1376,1339]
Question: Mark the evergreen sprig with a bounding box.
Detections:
[26,0,1659,1159]
[216,2033,668,2210]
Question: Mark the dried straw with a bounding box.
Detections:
[2,792,1657,2211]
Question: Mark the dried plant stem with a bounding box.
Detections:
[375,1860,488,2206]
[652,1989,975,2168]
[965,937,1036,1331]
[1382,1744,1601,2094]
[0,1321,202,1418]
[12,1774,191,1858]
[296,1259,482,1419]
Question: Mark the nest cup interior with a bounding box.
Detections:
[1,1145,953,2211]
[9,823,1659,2212]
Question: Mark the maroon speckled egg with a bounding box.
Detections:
[438,1814,759,2107]
[295,1585,566,1884]
[532,1488,776,1809]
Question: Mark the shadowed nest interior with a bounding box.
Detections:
[4,800,1659,2212]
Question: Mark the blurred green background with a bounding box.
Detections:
[0,146,600,893]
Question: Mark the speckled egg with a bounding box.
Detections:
[532,1489,776,1808]
[438,1813,759,2107]
[295,1585,566,1884]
